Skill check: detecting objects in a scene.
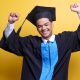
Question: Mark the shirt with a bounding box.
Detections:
[40,35,58,80]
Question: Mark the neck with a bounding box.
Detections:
[43,34,52,40]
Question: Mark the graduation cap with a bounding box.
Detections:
[27,6,56,26]
[17,6,56,35]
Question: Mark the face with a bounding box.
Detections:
[36,18,53,40]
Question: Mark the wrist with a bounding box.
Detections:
[7,22,14,30]
[77,12,80,19]
[8,20,15,24]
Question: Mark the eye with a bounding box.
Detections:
[37,25,42,29]
[37,25,42,28]
[45,24,48,26]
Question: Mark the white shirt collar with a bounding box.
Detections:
[42,34,55,44]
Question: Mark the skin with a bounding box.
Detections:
[36,18,53,40]
[8,3,80,40]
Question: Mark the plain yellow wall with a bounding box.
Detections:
[0,0,80,80]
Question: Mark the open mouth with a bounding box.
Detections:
[42,31,48,35]
[42,29,49,34]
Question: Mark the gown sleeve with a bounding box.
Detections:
[59,24,80,53]
[71,24,80,52]
[0,30,34,56]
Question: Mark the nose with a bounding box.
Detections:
[42,26,46,30]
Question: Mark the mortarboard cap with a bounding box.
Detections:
[17,6,56,35]
[26,6,56,26]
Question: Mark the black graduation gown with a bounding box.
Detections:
[0,25,80,80]
[0,41,1,48]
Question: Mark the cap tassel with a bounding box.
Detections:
[17,18,26,35]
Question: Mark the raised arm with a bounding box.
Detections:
[0,13,33,56]
[65,3,80,52]
[5,13,19,38]
[70,3,80,19]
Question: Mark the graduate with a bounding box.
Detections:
[0,3,80,80]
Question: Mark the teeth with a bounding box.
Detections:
[42,29,49,34]
[43,31,48,34]
[43,30,47,32]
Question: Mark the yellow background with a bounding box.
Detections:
[0,0,80,80]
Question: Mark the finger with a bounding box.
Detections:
[72,3,79,8]
[15,13,20,18]
[10,12,14,17]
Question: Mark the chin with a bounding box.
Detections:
[42,33,52,39]
[42,35,50,39]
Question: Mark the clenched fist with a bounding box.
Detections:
[8,12,19,24]
[70,3,80,13]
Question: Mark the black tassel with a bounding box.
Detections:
[17,18,26,35]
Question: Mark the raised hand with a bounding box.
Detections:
[70,3,80,13]
[8,12,19,24]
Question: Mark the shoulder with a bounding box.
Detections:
[55,31,77,44]
[20,35,42,44]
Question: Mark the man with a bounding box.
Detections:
[0,3,80,80]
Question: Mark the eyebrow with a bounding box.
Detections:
[37,22,49,26]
